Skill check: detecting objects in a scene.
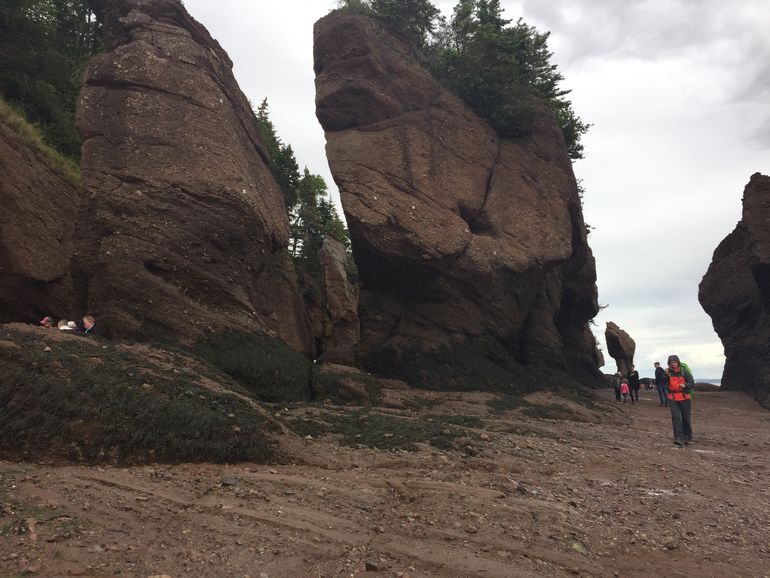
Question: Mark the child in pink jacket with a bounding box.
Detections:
[620,380,630,403]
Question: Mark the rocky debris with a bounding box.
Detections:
[604,321,635,376]
[0,115,85,323]
[76,0,309,352]
[314,11,601,389]
[699,173,770,405]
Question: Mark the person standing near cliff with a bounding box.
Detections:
[654,361,668,407]
[627,365,640,404]
[666,355,695,447]
[612,372,622,403]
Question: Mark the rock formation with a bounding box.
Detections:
[699,173,770,404]
[0,114,85,323]
[316,237,359,364]
[314,11,602,390]
[604,322,635,376]
[76,0,309,351]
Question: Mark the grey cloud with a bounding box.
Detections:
[516,0,769,65]
[749,118,770,149]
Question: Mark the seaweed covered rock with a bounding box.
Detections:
[314,11,601,390]
[604,322,635,376]
[76,0,309,352]
[0,323,284,464]
[699,173,770,405]
[310,363,381,406]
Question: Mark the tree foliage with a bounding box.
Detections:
[0,0,101,159]
[368,0,440,48]
[337,0,590,160]
[254,99,350,283]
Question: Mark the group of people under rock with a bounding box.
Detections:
[611,355,695,449]
[39,314,102,337]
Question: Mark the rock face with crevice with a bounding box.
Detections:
[314,11,601,389]
[699,173,770,405]
[77,0,309,351]
[0,114,85,323]
[604,322,635,377]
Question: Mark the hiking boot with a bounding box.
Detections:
[684,439,692,446]
[674,439,684,447]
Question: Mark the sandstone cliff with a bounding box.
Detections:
[699,173,770,405]
[314,11,601,390]
[76,0,309,351]
[604,322,635,377]
[0,114,85,323]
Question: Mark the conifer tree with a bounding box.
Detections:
[254,100,350,284]
[341,0,590,159]
[0,0,101,158]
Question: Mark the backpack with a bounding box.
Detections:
[680,361,695,398]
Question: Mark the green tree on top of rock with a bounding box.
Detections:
[368,0,441,48]
[335,0,590,160]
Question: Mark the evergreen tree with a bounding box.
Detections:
[0,0,101,158]
[255,99,301,211]
[369,0,440,48]
[254,100,350,284]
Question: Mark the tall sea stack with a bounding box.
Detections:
[699,173,770,405]
[314,11,602,390]
[77,0,310,352]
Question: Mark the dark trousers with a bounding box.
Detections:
[670,400,692,443]
[614,387,621,402]
[630,386,640,402]
[657,384,669,406]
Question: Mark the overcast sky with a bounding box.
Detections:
[184,0,769,379]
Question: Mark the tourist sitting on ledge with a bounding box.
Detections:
[81,315,103,337]
[39,316,57,328]
[57,320,79,332]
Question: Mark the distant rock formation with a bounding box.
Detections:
[699,173,770,405]
[604,322,635,376]
[76,0,310,351]
[0,115,85,323]
[314,11,602,389]
[317,237,359,364]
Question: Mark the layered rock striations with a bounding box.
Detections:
[314,11,601,389]
[699,173,770,404]
[0,114,85,322]
[77,0,309,351]
[604,322,635,376]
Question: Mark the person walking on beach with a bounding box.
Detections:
[666,355,694,447]
[654,361,668,407]
[627,365,640,404]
